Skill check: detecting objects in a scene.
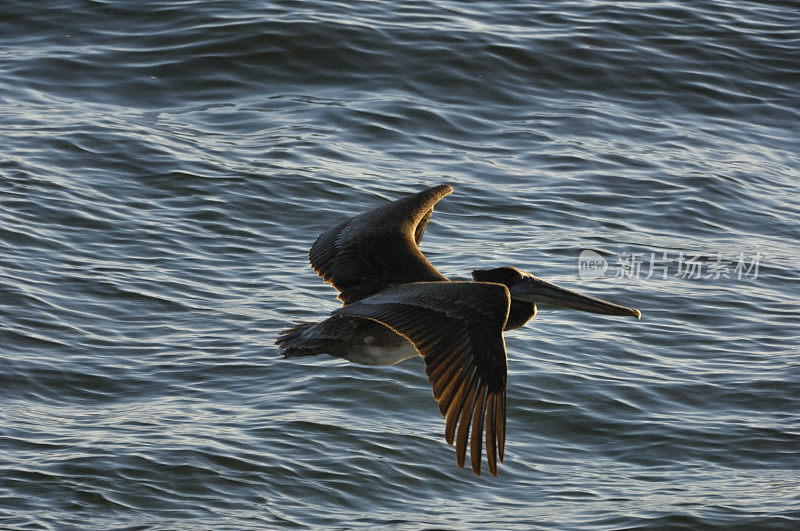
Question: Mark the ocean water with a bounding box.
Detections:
[2,0,799,528]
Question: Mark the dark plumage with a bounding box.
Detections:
[276,184,640,476]
[308,184,451,304]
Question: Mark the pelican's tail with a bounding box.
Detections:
[275,321,327,358]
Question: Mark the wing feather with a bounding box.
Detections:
[445,367,475,446]
[308,185,452,304]
[334,281,510,476]
[455,383,479,469]
[485,393,498,476]
[497,392,506,461]
[471,386,488,475]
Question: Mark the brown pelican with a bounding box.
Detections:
[276,184,640,476]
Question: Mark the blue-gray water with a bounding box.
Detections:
[2,1,799,528]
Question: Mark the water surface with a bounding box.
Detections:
[1,0,799,528]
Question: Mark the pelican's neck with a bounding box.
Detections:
[504,300,536,331]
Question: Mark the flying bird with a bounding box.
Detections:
[276,184,640,476]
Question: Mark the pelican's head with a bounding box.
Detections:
[472,266,640,330]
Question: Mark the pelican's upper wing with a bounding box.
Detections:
[309,184,453,304]
[334,281,509,476]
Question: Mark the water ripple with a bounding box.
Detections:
[2,0,799,528]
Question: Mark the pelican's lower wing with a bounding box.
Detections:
[334,281,510,476]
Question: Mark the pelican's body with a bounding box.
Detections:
[280,315,418,366]
[276,184,640,476]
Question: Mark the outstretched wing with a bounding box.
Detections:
[335,281,509,476]
[309,184,452,304]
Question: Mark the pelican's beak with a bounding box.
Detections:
[510,275,641,319]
